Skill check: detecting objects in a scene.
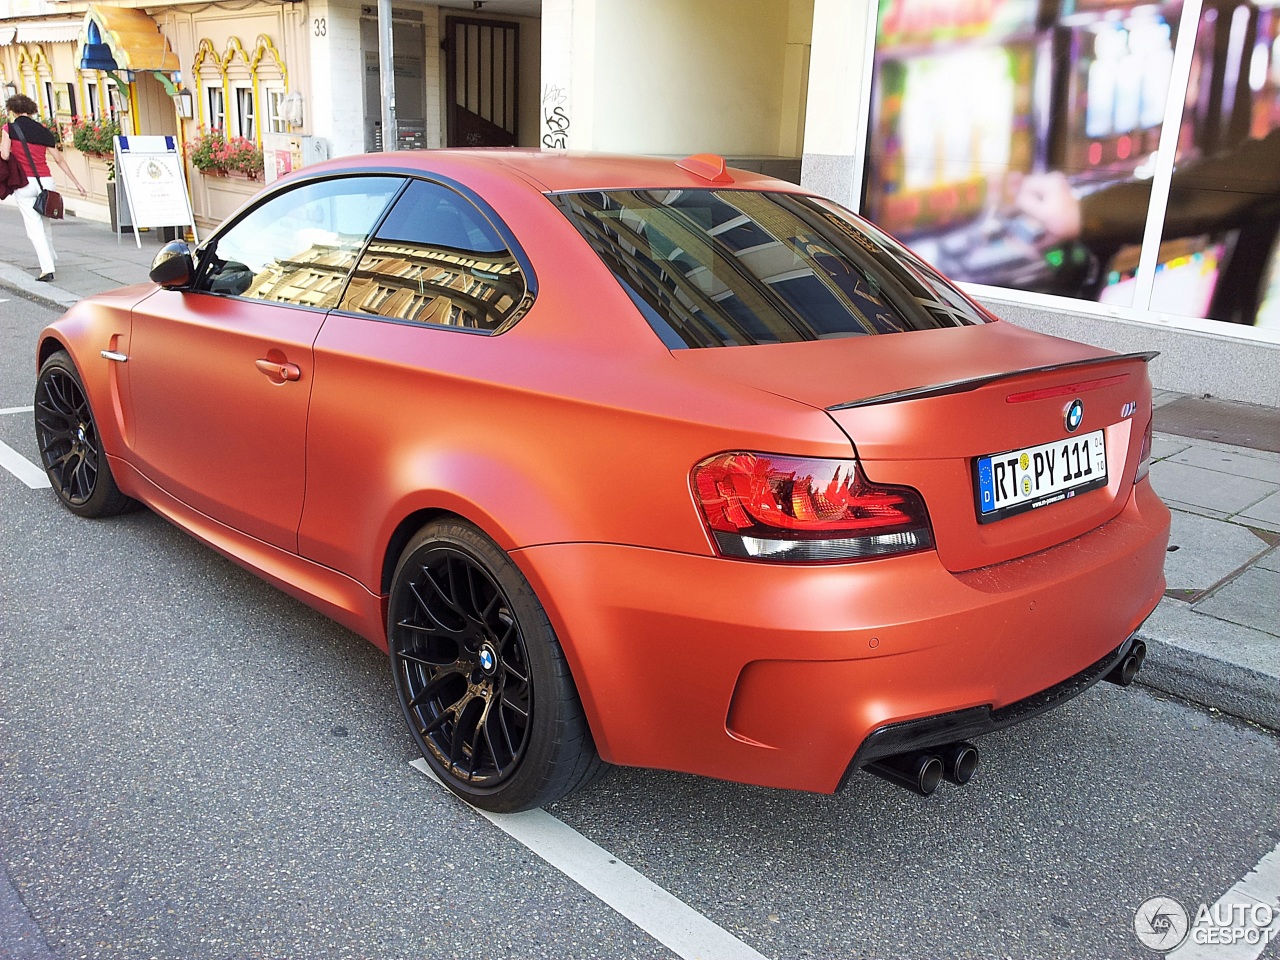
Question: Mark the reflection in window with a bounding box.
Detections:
[199,176,403,307]
[551,189,988,349]
[338,180,526,331]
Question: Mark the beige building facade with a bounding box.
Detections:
[2,0,1275,404]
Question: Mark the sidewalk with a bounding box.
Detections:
[0,204,173,309]
[2,204,1277,730]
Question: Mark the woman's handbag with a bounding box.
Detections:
[9,120,64,220]
[33,187,64,219]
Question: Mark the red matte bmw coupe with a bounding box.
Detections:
[34,151,1169,811]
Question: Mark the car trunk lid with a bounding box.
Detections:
[672,322,1156,572]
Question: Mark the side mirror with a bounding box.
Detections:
[150,240,195,288]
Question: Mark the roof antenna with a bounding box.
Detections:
[676,154,733,184]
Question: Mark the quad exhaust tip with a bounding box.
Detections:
[1104,639,1147,687]
[864,742,978,796]
[864,637,1147,798]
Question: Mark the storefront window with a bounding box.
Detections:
[864,0,1181,311]
[862,0,1280,336]
[1142,3,1280,330]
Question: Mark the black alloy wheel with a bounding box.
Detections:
[389,520,602,812]
[33,351,133,518]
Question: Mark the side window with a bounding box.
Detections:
[338,179,527,332]
[197,176,404,307]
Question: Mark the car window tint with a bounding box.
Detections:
[198,176,403,307]
[338,179,527,332]
[550,189,990,348]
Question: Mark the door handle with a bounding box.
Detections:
[255,358,302,382]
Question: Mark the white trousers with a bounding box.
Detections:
[1,181,56,276]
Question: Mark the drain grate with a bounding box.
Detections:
[1155,397,1280,453]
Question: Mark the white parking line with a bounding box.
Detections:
[0,406,34,416]
[411,760,770,960]
[1167,841,1280,960]
[0,440,49,489]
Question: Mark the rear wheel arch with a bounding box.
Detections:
[386,516,605,811]
[381,507,454,596]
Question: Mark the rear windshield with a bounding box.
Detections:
[549,189,990,349]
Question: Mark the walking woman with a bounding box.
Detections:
[1,95,86,282]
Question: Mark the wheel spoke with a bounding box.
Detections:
[441,557,467,616]
[462,563,495,629]
[420,707,452,737]
[480,709,507,774]
[497,703,518,758]
[70,456,90,501]
[36,422,73,441]
[396,637,462,668]
[35,398,71,421]
[45,375,71,412]
[499,687,530,720]
[466,701,491,779]
[402,662,466,705]
[448,697,472,767]
[407,579,464,634]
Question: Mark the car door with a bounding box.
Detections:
[127,175,405,551]
[298,177,534,579]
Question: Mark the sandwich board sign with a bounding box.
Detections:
[112,135,198,248]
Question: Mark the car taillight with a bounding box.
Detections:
[691,453,933,563]
[1135,415,1153,484]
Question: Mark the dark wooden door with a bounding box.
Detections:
[445,16,519,147]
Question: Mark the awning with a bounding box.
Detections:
[0,20,83,47]
[16,20,83,44]
[79,4,179,73]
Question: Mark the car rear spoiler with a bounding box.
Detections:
[827,351,1160,411]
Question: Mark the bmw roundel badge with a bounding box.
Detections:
[1065,398,1084,433]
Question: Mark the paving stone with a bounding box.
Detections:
[1239,489,1280,528]
[1194,567,1280,637]
[1150,435,1192,461]
[1149,459,1277,514]
[1162,510,1271,592]
[1138,597,1279,681]
[1165,444,1280,484]
[1162,499,1230,521]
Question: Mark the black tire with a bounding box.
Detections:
[33,351,134,518]
[388,519,603,812]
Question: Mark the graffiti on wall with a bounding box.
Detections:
[541,84,570,149]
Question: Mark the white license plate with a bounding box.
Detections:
[975,430,1107,523]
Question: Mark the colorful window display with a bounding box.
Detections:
[864,0,1280,332]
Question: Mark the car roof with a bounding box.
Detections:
[301,149,812,196]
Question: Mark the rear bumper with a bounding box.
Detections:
[844,631,1142,782]
[512,480,1169,794]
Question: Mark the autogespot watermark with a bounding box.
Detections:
[1134,896,1280,952]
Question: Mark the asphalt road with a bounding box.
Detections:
[2,294,1278,959]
